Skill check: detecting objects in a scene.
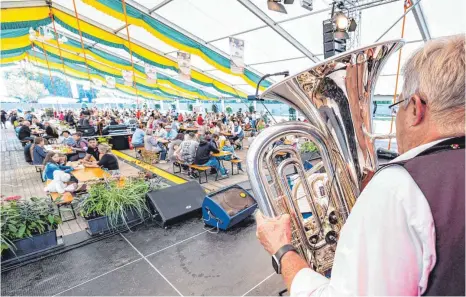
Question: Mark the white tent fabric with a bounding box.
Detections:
[3,0,465,100]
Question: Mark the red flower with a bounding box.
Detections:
[4,195,21,201]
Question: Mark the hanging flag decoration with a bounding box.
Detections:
[122,70,133,86]
[177,52,191,80]
[106,76,116,88]
[145,63,157,84]
[229,37,245,74]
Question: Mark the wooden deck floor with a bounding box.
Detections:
[0,125,140,237]
[120,145,251,193]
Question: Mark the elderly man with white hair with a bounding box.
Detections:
[255,35,465,296]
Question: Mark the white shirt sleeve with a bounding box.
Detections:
[290,166,436,297]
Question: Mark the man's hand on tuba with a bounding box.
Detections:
[255,211,292,255]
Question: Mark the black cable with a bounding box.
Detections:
[252,71,290,124]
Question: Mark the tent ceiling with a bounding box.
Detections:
[1,0,464,99]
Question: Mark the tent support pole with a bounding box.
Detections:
[121,0,140,109]
[71,0,96,101]
[387,0,411,150]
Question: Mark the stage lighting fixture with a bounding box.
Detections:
[348,18,357,32]
[267,0,287,14]
[334,13,349,31]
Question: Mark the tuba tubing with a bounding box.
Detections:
[247,40,405,274]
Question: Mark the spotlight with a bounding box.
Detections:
[267,0,287,14]
[334,13,349,31]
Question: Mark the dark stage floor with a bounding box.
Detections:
[1,215,286,296]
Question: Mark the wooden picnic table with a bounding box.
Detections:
[44,145,76,155]
[31,129,45,135]
[67,161,110,182]
[212,151,232,158]
[180,127,198,132]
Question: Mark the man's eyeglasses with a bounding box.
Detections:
[388,96,427,116]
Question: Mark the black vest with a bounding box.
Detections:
[381,137,465,296]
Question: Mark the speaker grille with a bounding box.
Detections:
[210,188,255,217]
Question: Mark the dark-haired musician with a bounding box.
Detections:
[256,35,465,296]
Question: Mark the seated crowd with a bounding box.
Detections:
[9,107,270,182]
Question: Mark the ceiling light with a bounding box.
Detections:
[267,0,287,14]
[334,13,349,31]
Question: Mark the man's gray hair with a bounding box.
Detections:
[402,34,465,129]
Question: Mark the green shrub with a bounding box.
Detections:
[1,197,61,254]
[79,179,150,229]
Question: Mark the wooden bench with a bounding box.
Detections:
[189,164,213,184]
[46,180,77,222]
[34,165,45,182]
[229,159,243,175]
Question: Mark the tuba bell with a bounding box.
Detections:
[246,40,404,275]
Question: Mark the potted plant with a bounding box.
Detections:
[249,105,254,113]
[226,106,233,115]
[212,104,218,113]
[154,104,161,110]
[1,196,62,260]
[188,104,193,111]
[79,178,150,235]
[299,141,320,162]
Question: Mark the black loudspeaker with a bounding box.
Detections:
[146,181,206,226]
[109,135,129,150]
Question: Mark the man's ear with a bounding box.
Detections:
[411,94,426,126]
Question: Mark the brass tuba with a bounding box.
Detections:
[246,40,404,275]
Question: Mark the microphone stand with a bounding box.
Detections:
[249,71,290,124]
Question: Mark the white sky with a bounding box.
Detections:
[1,0,465,97]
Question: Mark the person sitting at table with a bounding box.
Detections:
[167,133,184,162]
[24,141,33,164]
[175,132,199,176]
[171,118,180,133]
[143,131,168,163]
[131,124,146,148]
[185,118,194,128]
[18,121,34,143]
[82,138,100,164]
[44,122,59,141]
[58,130,75,146]
[194,135,228,178]
[197,113,204,126]
[164,125,177,140]
[222,140,243,171]
[58,111,65,121]
[213,122,222,135]
[32,118,44,130]
[32,137,47,165]
[154,123,167,138]
[109,117,118,125]
[43,152,74,181]
[146,116,155,130]
[70,132,89,159]
[230,120,244,147]
[177,112,183,123]
[44,170,81,194]
[84,144,120,175]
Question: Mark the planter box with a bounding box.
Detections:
[2,230,58,261]
[86,209,143,235]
